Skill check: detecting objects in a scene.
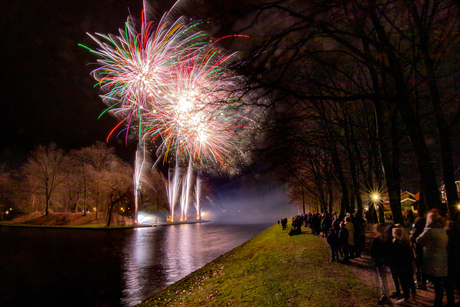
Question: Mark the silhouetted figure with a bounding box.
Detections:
[405,209,414,225]
[353,214,366,258]
[385,224,402,299]
[370,224,391,306]
[338,221,349,263]
[344,216,355,259]
[327,228,339,262]
[410,215,427,290]
[446,219,460,294]
[322,213,332,238]
[391,226,415,305]
[281,218,288,230]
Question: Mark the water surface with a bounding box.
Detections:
[0,223,271,307]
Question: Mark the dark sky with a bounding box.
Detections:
[0,0,186,166]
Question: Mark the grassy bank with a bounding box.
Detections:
[137,224,379,307]
[0,212,138,229]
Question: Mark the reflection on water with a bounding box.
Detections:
[0,223,271,307]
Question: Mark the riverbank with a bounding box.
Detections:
[137,223,458,307]
[0,212,143,229]
[137,223,379,307]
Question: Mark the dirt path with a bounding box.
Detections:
[319,233,459,307]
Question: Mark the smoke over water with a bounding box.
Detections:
[204,177,297,224]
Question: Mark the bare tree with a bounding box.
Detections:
[21,145,66,215]
[83,141,115,219]
[100,158,133,226]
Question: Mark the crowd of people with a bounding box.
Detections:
[280,209,460,307]
[370,210,460,306]
[284,212,367,262]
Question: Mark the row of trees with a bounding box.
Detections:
[205,0,460,222]
[0,142,170,225]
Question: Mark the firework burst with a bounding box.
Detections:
[81,0,257,221]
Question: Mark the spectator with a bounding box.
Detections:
[385,224,402,300]
[344,216,355,259]
[327,228,339,262]
[392,226,416,305]
[410,214,427,290]
[338,221,350,264]
[322,213,332,238]
[446,219,460,294]
[353,213,367,258]
[416,211,454,307]
[370,224,391,305]
[405,209,414,225]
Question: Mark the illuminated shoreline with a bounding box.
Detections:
[158,220,211,226]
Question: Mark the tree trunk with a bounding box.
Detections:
[408,0,458,220]
[368,2,442,212]
[330,143,349,214]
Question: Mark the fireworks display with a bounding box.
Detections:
[81,0,257,221]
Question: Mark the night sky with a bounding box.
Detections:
[1,0,186,166]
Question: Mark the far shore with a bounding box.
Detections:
[0,212,212,229]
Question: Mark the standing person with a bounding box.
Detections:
[353,213,367,258]
[370,224,392,305]
[338,221,350,263]
[322,213,332,238]
[344,216,355,259]
[416,211,454,307]
[410,214,427,290]
[385,224,402,299]
[392,226,416,305]
[446,219,460,296]
[327,228,339,262]
[332,214,340,232]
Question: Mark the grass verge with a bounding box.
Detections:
[137,223,379,307]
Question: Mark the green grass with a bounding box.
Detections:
[137,224,379,307]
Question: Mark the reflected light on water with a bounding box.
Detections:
[113,223,271,306]
[121,227,166,306]
[0,223,271,307]
[165,225,194,286]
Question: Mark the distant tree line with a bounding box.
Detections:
[197,0,460,222]
[244,0,460,222]
[0,142,170,224]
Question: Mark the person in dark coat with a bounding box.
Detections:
[410,215,427,290]
[385,224,402,299]
[446,219,460,293]
[370,224,391,305]
[338,221,350,263]
[327,228,339,262]
[391,226,415,305]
